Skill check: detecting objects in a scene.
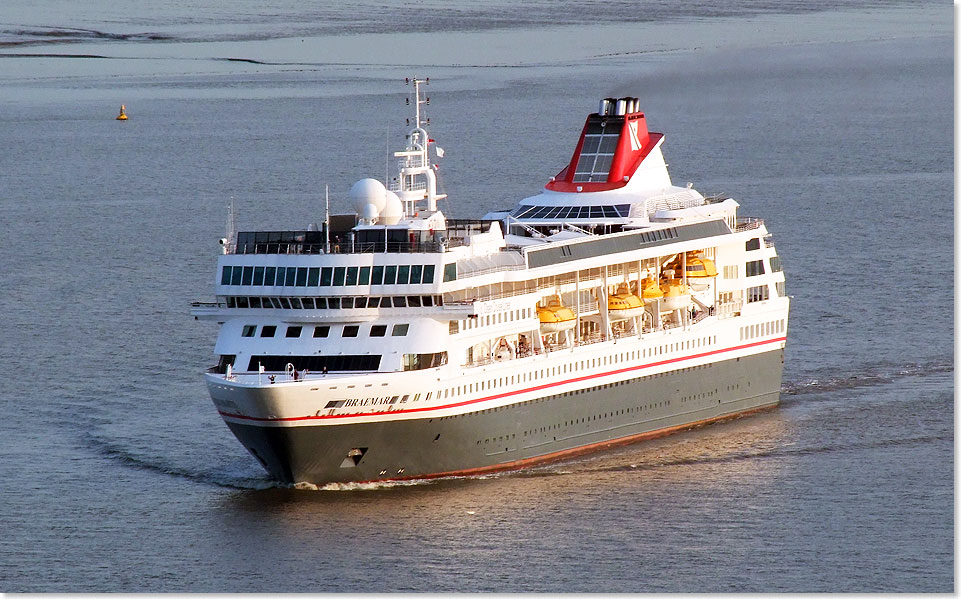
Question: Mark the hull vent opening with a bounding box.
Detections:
[340,447,368,468]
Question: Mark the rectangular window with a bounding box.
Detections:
[345,266,358,286]
[327,297,340,309]
[231,266,243,286]
[314,298,327,309]
[392,296,407,307]
[371,265,384,285]
[396,265,410,285]
[290,297,302,309]
[301,297,314,309]
[241,266,254,286]
[333,267,346,286]
[383,265,397,285]
[422,264,435,284]
[261,325,277,337]
[307,267,320,287]
[278,297,291,309]
[776,281,787,297]
[221,266,232,285]
[443,263,456,282]
[359,266,371,285]
[264,266,276,286]
[747,285,770,303]
[343,325,359,338]
[370,325,387,337]
[296,267,308,287]
[407,296,421,307]
[242,325,257,337]
[746,238,761,251]
[320,267,333,286]
[392,324,409,336]
[249,297,262,308]
[409,264,423,284]
[746,260,765,277]
[285,268,296,286]
[253,266,265,286]
[769,256,783,272]
[723,265,738,279]
[313,325,330,337]
[286,326,302,338]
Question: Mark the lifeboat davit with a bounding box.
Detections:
[608,283,645,320]
[538,296,576,333]
[660,279,692,311]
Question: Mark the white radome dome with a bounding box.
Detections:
[349,178,387,216]
[381,190,403,225]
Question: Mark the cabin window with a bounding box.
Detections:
[746,260,765,277]
[443,263,457,282]
[392,297,407,308]
[392,324,409,337]
[231,266,243,286]
[320,267,333,286]
[747,285,770,303]
[769,256,782,272]
[383,265,397,285]
[746,238,761,251]
[221,265,233,285]
[343,325,359,338]
[397,265,410,285]
[242,325,257,337]
[333,267,346,286]
[285,326,302,338]
[371,265,384,285]
[241,266,254,286]
[345,267,358,286]
[370,325,387,337]
[423,264,435,284]
[285,268,296,286]
[359,266,371,285]
[313,326,330,338]
[264,266,276,286]
[307,267,320,286]
[410,264,423,284]
[258,325,276,337]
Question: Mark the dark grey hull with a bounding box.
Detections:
[226,349,784,484]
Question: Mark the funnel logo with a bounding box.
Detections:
[628,120,644,151]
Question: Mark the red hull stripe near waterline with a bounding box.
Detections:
[220,336,787,424]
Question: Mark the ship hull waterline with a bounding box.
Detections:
[214,348,784,485]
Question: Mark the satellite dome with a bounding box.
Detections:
[349,178,387,216]
[381,190,403,225]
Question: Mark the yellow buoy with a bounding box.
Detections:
[116,104,128,120]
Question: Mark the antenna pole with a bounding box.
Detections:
[324,185,330,254]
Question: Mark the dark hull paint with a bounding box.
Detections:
[226,349,784,484]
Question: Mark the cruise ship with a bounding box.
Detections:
[192,78,789,485]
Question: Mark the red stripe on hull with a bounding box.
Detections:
[220,336,787,424]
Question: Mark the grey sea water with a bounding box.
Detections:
[0,1,952,593]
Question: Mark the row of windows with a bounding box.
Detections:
[226,295,442,310]
[436,336,717,400]
[739,319,786,341]
[247,354,381,372]
[241,323,409,339]
[747,285,770,303]
[221,264,437,287]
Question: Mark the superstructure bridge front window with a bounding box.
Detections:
[510,204,630,219]
[221,264,435,287]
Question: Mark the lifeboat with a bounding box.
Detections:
[537,296,576,333]
[666,252,718,278]
[608,283,645,320]
[660,279,692,311]
[640,276,664,304]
